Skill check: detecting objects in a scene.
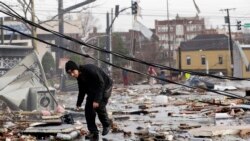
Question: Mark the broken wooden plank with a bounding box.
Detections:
[179,123,201,130]
[113,116,130,121]
[189,125,250,137]
[215,113,233,119]
[23,124,84,134]
[41,115,62,120]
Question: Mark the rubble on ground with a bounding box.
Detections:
[1,77,250,140]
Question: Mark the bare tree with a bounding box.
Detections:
[78,11,99,39]
[9,0,99,51]
[74,11,100,64]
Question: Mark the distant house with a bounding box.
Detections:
[178,34,231,75]
[2,17,83,67]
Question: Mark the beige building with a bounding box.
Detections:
[178,34,231,76]
[178,34,250,78]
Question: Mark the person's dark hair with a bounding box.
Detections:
[65,60,79,72]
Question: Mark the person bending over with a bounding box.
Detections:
[65,61,113,139]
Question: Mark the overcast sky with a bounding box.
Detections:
[3,0,250,32]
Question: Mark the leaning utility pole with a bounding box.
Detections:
[105,12,110,75]
[221,8,235,77]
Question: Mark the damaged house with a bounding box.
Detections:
[0,45,55,111]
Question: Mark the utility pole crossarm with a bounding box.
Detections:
[62,0,96,13]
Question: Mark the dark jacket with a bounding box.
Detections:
[76,64,112,107]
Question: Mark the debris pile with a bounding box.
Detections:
[0,107,87,140]
[102,79,250,140]
[1,77,250,140]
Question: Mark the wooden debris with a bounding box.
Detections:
[240,129,250,138]
[190,137,212,141]
[112,110,158,115]
[189,125,250,137]
[123,131,132,137]
[114,116,130,121]
[23,124,84,134]
[179,123,201,130]
[139,104,152,110]
[215,113,233,119]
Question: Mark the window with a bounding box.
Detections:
[246,65,250,72]
[186,56,191,65]
[0,57,3,68]
[201,55,206,65]
[176,25,184,35]
[218,56,223,64]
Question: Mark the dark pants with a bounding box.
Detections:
[85,88,111,133]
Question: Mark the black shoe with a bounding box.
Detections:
[102,126,111,136]
[86,132,99,140]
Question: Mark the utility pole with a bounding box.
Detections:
[97,38,100,67]
[57,0,63,71]
[131,1,137,70]
[178,47,181,70]
[167,0,171,66]
[104,5,131,76]
[110,8,113,77]
[166,0,171,78]
[221,8,235,77]
[1,18,4,44]
[105,12,110,75]
[31,0,37,51]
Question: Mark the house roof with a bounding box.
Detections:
[180,34,229,51]
[0,45,32,49]
[241,44,250,49]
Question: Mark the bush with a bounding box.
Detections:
[42,51,55,77]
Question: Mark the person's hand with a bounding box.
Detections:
[93,102,99,109]
[76,106,80,111]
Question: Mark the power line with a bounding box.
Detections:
[1,25,248,101]
[1,3,250,100]
[7,4,250,19]
[1,2,250,82]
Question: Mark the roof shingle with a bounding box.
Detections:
[180,34,229,51]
